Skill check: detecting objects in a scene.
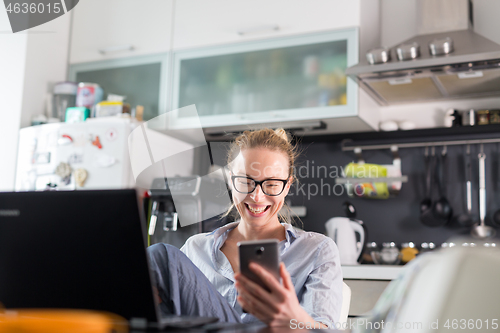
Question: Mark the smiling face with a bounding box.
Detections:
[230,147,292,227]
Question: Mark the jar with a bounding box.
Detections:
[420,242,436,253]
[361,242,378,264]
[489,110,500,124]
[377,242,401,265]
[400,242,419,263]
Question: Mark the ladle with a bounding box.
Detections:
[471,146,496,239]
[432,146,453,223]
[454,145,478,227]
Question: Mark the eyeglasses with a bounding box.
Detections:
[231,175,289,196]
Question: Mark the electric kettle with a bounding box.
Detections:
[325,202,366,265]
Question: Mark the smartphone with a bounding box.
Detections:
[238,239,280,292]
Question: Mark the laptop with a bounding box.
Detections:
[0,189,219,330]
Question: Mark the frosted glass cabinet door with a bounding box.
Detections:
[170,28,358,129]
[68,54,169,122]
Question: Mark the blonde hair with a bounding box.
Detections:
[223,128,301,226]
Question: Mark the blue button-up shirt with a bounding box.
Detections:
[180,221,343,325]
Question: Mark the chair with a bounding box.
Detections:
[338,282,351,329]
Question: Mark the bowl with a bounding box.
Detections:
[371,250,402,265]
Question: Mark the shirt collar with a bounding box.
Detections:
[210,221,300,252]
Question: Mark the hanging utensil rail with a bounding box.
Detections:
[341,137,500,151]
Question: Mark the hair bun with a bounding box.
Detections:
[274,128,289,143]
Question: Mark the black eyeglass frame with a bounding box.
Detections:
[230,175,290,196]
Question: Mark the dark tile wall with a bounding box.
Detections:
[208,139,500,245]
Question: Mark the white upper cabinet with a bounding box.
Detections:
[174,0,361,49]
[69,0,174,64]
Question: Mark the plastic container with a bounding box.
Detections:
[400,242,419,263]
[76,83,103,109]
[65,107,90,123]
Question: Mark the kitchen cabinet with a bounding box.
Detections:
[68,54,169,121]
[173,0,361,50]
[167,28,360,131]
[69,0,361,64]
[69,0,174,64]
[342,265,403,316]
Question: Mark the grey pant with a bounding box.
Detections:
[147,243,242,323]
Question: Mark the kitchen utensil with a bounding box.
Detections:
[428,37,454,56]
[366,47,391,65]
[432,147,453,224]
[493,209,500,226]
[396,42,420,61]
[454,145,478,227]
[420,149,440,226]
[471,148,496,239]
[325,217,365,265]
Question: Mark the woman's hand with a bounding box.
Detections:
[234,262,326,328]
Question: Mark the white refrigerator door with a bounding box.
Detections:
[55,119,135,190]
[15,119,136,191]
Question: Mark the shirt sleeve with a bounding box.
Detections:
[300,237,343,328]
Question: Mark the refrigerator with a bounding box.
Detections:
[15,118,138,191]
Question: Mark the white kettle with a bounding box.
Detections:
[325,217,365,265]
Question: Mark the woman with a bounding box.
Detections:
[147,128,343,328]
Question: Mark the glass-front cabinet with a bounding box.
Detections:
[168,28,359,130]
[68,54,169,122]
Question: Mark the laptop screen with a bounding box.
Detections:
[0,189,159,322]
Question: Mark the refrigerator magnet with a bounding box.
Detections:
[94,154,116,168]
[92,135,102,149]
[75,168,88,187]
[105,128,118,141]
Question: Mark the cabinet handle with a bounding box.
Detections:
[237,25,280,36]
[98,44,135,55]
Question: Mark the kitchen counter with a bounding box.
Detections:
[342,265,405,316]
[341,265,405,280]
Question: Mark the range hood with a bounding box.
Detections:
[346,3,500,105]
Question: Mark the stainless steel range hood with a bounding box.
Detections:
[346,1,500,105]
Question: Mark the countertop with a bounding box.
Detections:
[341,264,405,280]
